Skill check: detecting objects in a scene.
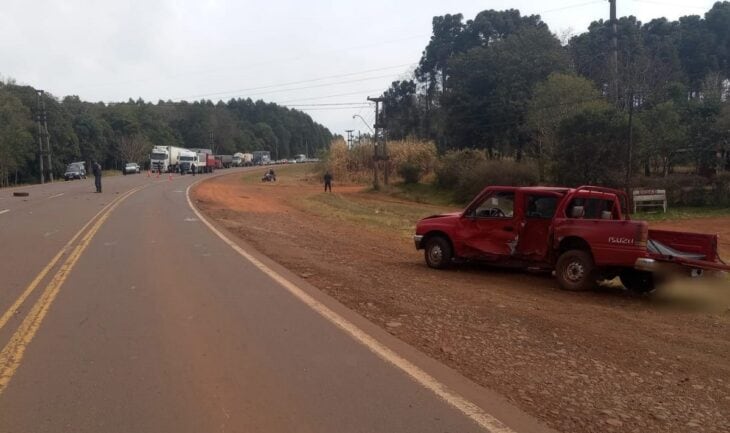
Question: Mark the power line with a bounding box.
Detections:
[176,63,414,100]
[175,72,403,101]
[275,88,386,104]
[296,106,371,111]
[540,1,604,14]
[285,102,373,107]
[631,0,709,10]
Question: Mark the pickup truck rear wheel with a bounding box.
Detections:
[556,250,595,291]
[619,269,655,294]
[424,236,452,269]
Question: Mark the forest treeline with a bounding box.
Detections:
[380,2,730,186]
[0,83,332,186]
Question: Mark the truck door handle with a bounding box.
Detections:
[503,226,514,232]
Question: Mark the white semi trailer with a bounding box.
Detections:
[150,145,186,173]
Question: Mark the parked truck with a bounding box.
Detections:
[215,154,233,168]
[242,153,253,166]
[178,149,198,174]
[414,185,730,293]
[252,151,271,166]
[189,148,215,173]
[232,152,245,167]
[150,145,186,173]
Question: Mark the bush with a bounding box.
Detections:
[453,159,539,203]
[632,173,730,207]
[397,162,423,184]
[435,149,488,189]
[321,137,437,184]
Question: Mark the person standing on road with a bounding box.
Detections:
[324,171,333,192]
[92,161,102,193]
[191,163,196,176]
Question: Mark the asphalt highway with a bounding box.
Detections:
[0,170,554,433]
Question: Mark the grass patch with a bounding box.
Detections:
[387,182,459,207]
[297,189,455,239]
[635,206,730,222]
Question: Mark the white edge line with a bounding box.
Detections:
[185,181,515,433]
[0,209,9,215]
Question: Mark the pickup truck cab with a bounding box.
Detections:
[414,185,729,292]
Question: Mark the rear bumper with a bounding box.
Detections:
[635,257,712,277]
[414,235,424,250]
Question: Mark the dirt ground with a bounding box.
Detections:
[192,171,730,433]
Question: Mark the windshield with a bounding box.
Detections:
[180,156,195,161]
[65,164,82,172]
[151,152,167,160]
[125,164,137,168]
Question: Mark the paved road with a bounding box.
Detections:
[0,171,553,433]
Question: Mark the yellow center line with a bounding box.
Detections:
[0,184,148,394]
[0,186,144,333]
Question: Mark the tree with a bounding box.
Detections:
[526,73,608,181]
[0,87,34,186]
[116,133,152,165]
[443,25,568,155]
[554,108,632,186]
[638,101,686,176]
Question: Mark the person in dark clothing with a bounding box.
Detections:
[191,163,196,176]
[324,171,333,192]
[92,161,102,193]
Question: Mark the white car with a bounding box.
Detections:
[123,163,141,174]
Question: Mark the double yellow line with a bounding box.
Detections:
[0,184,147,394]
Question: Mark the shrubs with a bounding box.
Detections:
[454,159,539,203]
[634,173,730,206]
[397,162,423,184]
[435,149,539,202]
[435,149,488,189]
[322,137,438,184]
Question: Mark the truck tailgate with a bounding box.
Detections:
[648,229,730,271]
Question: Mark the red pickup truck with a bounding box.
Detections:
[414,186,729,292]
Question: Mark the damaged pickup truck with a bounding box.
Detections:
[414,186,729,293]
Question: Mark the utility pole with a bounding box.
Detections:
[368,96,388,189]
[39,91,53,182]
[367,96,387,188]
[609,0,619,103]
[35,91,46,184]
[345,130,354,149]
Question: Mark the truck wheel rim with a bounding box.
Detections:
[428,245,443,264]
[565,261,585,282]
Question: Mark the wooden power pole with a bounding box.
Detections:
[367,96,387,189]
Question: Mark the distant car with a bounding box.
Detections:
[64,162,87,180]
[123,163,141,175]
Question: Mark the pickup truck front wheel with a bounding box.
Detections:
[424,236,452,269]
[556,250,595,291]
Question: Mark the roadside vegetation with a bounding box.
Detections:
[316,3,730,211]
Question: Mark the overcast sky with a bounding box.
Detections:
[0,0,719,136]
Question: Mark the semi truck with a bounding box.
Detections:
[178,149,198,174]
[150,146,186,173]
[242,153,254,166]
[189,148,215,173]
[414,185,730,293]
[232,152,244,167]
[252,151,271,165]
[215,154,233,169]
